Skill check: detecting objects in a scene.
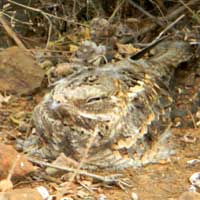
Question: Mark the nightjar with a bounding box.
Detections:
[21,41,192,170]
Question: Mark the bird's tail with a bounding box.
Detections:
[145,41,192,84]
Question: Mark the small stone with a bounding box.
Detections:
[188,185,197,192]
[98,194,107,200]
[196,110,200,119]
[131,192,138,200]
[36,186,49,200]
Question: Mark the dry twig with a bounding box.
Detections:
[123,0,199,43]
[149,0,168,22]
[126,0,163,25]
[28,157,126,186]
[7,0,88,27]
[178,0,200,23]
[108,0,125,23]
[0,13,26,49]
[154,14,185,42]
[6,0,89,47]
[131,14,185,59]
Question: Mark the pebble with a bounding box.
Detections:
[98,194,107,200]
[131,192,138,200]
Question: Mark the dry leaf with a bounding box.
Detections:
[81,27,90,40]
[69,44,78,52]
[116,43,140,55]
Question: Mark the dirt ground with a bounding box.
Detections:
[0,54,199,200]
[0,1,200,199]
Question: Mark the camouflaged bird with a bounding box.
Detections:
[21,41,192,170]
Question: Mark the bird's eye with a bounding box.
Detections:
[86,97,101,103]
[86,96,108,103]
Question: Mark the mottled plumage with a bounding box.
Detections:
[23,41,192,169]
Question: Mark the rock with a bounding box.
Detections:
[0,144,36,179]
[0,46,44,95]
[0,187,49,200]
[179,192,200,200]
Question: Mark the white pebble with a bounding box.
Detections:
[131,192,138,200]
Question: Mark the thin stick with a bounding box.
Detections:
[2,154,21,193]
[187,109,197,129]
[160,0,199,22]
[0,13,26,49]
[7,155,21,181]
[69,128,99,182]
[42,14,52,48]
[108,0,125,23]
[57,127,100,197]
[154,14,185,42]
[126,0,163,25]
[122,0,199,43]
[149,0,168,23]
[130,14,185,63]
[178,0,200,23]
[28,157,123,185]
[7,0,88,27]
[2,12,33,25]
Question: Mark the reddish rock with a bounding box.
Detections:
[0,144,36,179]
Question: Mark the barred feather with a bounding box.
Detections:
[27,41,192,169]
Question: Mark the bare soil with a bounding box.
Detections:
[0,57,200,200]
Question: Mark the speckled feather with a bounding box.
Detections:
[26,41,192,169]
